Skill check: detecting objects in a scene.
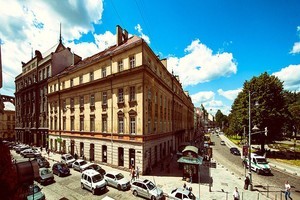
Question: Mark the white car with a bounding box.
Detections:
[20,149,41,158]
[72,159,90,172]
[81,169,107,195]
[104,171,130,190]
[168,188,199,200]
[61,154,75,167]
[131,179,164,200]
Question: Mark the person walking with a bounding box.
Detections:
[285,181,293,200]
[233,187,240,200]
[244,176,250,190]
[131,168,136,182]
[136,166,140,179]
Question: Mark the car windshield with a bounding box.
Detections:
[41,169,50,175]
[256,158,267,164]
[66,155,74,160]
[29,185,41,194]
[79,161,87,166]
[92,174,103,183]
[146,181,156,190]
[115,173,124,180]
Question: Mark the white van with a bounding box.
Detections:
[81,169,107,195]
[243,153,271,175]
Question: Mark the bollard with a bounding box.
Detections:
[267,184,269,198]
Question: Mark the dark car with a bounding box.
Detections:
[83,163,106,176]
[34,156,50,168]
[52,162,70,177]
[230,147,241,156]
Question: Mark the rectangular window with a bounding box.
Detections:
[63,99,66,111]
[129,86,135,101]
[130,117,136,134]
[118,88,124,103]
[129,56,135,68]
[47,66,50,77]
[102,92,107,105]
[90,94,95,107]
[80,75,83,84]
[71,116,75,131]
[102,117,107,132]
[70,98,74,109]
[54,117,57,130]
[90,115,95,132]
[80,116,84,131]
[80,96,84,108]
[118,60,123,72]
[118,116,124,134]
[102,67,106,77]
[70,79,73,87]
[63,117,66,130]
[50,117,53,130]
[62,81,65,89]
[90,72,94,81]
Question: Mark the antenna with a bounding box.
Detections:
[59,23,62,43]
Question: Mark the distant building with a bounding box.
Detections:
[15,35,81,147]
[0,102,15,141]
[47,25,194,173]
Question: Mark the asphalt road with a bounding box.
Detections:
[211,133,300,200]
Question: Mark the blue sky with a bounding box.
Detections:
[0,0,300,114]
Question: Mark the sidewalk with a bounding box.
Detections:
[219,134,300,177]
[43,149,270,200]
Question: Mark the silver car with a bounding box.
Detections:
[104,171,130,190]
[61,154,75,167]
[72,159,90,172]
[131,179,164,200]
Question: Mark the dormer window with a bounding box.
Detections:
[118,60,123,72]
[129,56,135,68]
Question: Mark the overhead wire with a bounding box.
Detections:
[110,0,125,29]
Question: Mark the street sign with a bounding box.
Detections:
[243,145,248,157]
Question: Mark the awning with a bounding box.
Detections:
[177,156,203,165]
[182,145,198,154]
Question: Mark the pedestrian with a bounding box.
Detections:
[131,168,135,182]
[233,187,240,200]
[183,182,187,190]
[284,181,292,200]
[47,149,50,157]
[136,166,140,179]
[244,176,250,190]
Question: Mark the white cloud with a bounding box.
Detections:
[218,88,242,100]
[191,91,215,105]
[272,64,300,91]
[0,0,104,97]
[290,42,300,54]
[135,24,150,44]
[167,39,237,87]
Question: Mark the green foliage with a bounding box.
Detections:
[229,72,287,142]
[215,110,228,129]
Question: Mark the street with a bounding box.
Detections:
[211,133,300,200]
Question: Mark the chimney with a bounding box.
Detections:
[116,25,123,46]
[123,29,128,42]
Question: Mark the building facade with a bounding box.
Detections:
[47,26,194,173]
[15,39,81,147]
[0,105,15,141]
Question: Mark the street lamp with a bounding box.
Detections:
[248,91,258,191]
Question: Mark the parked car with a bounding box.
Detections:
[21,149,41,158]
[230,147,241,156]
[33,156,50,168]
[131,179,164,200]
[16,145,31,154]
[36,168,54,185]
[72,159,90,172]
[81,169,107,195]
[168,188,199,200]
[220,140,226,145]
[83,163,106,176]
[104,171,130,190]
[26,184,45,200]
[61,154,75,167]
[52,162,70,177]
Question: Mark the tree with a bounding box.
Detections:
[215,110,228,130]
[229,72,287,149]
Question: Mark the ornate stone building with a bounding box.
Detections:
[47,25,194,173]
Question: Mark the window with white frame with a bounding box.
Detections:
[102,91,107,105]
[90,94,95,107]
[118,116,124,134]
[70,79,73,87]
[102,116,107,132]
[80,75,83,84]
[102,67,106,77]
[118,60,123,72]
[80,115,84,131]
[129,86,135,101]
[80,96,84,108]
[90,72,94,81]
[129,56,135,68]
[130,116,136,134]
[118,88,124,103]
[70,98,74,109]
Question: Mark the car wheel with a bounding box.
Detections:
[92,188,95,195]
[151,195,156,200]
[133,190,138,197]
[117,184,121,190]
[81,183,84,189]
